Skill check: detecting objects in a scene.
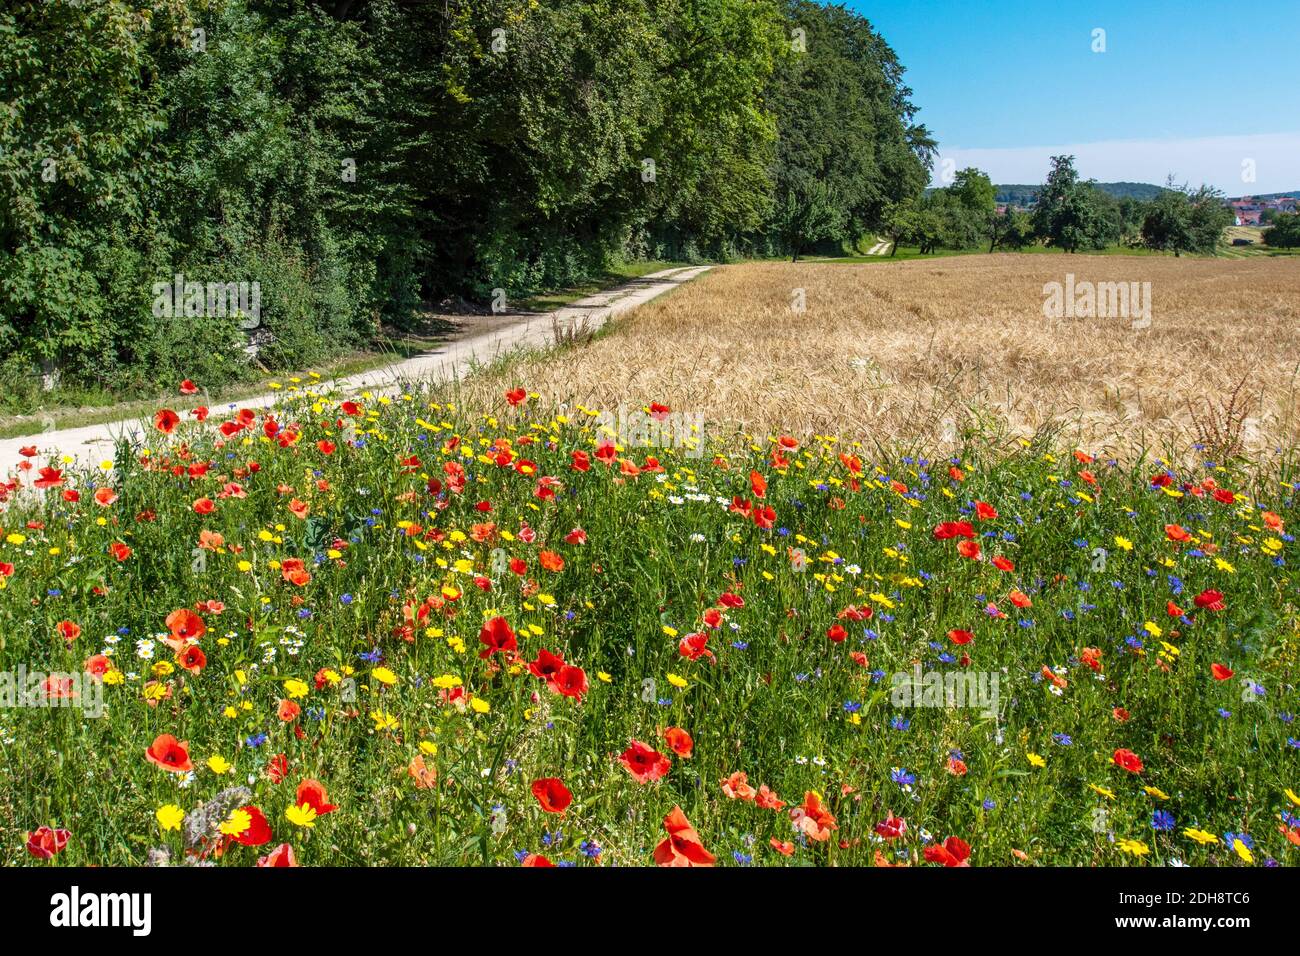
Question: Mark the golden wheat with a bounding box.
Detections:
[460,254,1300,459]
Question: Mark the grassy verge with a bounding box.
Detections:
[0,262,690,440]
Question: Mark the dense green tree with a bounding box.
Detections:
[1031,155,1114,253]
[1263,212,1300,248]
[1140,179,1232,256]
[761,1,932,259]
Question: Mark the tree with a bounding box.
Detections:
[1031,155,1114,253]
[989,206,1034,252]
[1263,213,1300,248]
[1140,179,1232,256]
[762,1,932,259]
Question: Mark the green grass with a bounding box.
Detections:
[2,390,1298,867]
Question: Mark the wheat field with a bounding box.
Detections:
[462,254,1300,459]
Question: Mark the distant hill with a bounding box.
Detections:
[994,182,1163,205]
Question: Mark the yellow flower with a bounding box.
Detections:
[370,709,399,732]
[286,804,317,828]
[666,673,688,689]
[431,674,461,689]
[1285,788,1300,807]
[206,755,231,774]
[470,696,490,714]
[219,808,252,837]
[662,625,679,638]
[1143,786,1170,800]
[1089,784,1115,800]
[418,740,438,756]
[283,678,309,699]
[372,666,397,686]
[1026,752,1046,768]
[1114,535,1133,551]
[597,671,612,683]
[1184,827,1218,845]
[1116,838,1149,857]
[1232,838,1253,864]
[156,804,185,832]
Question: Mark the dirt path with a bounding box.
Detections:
[0,266,711,477]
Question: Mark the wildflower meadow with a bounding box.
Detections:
[3,383,1298,868]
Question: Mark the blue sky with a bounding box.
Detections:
[846,0,1300,193]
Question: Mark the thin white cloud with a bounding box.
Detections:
[931,132,1300,195]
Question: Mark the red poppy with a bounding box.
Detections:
[166,607,206,642]
[875,812,907,840]
[678,632,714,661]
[176,644,206,675]
[1009,589,1032,609]
[663,727,693,758]
[991,555,1014,572]
[25,826,71,860]
[145,734,193,773]
[179,379,199,395]
[571,450,591,472]
[266,754,289,783]
[505,388,527,406]
[791,791,838,842]
[228,805,273,846]
[538,550,564,573]
[55,620,80,642]
[974,501,998,521]
[826,623,848,643]
[154,408,180,434]
[530,777,572,813]
[109,541,132,562]
[477,616,517,659]
[257,843,298,867]
[932,520,975,540]
[956,540,981,560]
[618,740,671,783]
[750,470,767,499]
[554,665,588,701]
[1193,589,1226,611]
[34,466,64,489]
[721,771,757,801]
[653,806,715,867]
[528,648,565,685]
[277,699,301,722]
[1112,748,1144,773]
[753,504,776,530]
[924,836,972,867]
[521,853,555,867]
[947,629,974,645]
[1166,600,1185,617]
[295,779,338,815]
[1211,663,1234,681]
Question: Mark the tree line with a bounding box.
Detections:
[0,0,933,399]
[885,156,1236,258]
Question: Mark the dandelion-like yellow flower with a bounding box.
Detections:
[156,805,185,832]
